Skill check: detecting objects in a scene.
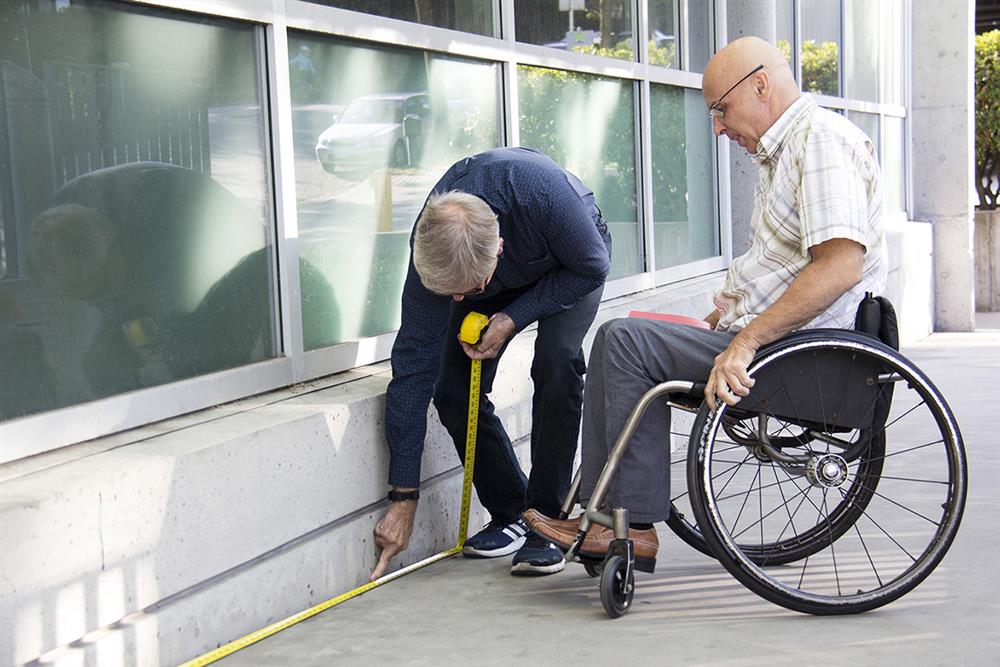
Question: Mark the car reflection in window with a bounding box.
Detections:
[315,92,432,179]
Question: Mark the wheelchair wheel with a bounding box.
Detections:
[688,333,967,615]
[599,555,634,618]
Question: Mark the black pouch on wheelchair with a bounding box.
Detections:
[735,294,899,432]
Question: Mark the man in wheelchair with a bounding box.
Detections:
[524,36,888,567]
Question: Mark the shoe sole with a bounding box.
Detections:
[461,535,526,558]
[510,560,566,576]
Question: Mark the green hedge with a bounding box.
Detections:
[976,30,1000,210]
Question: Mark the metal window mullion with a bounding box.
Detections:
[679,0,691,71]
[500,0,519,147]
[794,0,803,87]
[714,0,733,265]
[638,78,654,274]
[903,0,913,217]
[266,11,306,380]
[125,0,278,22]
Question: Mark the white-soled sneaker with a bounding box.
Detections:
[510,532,566,576]
[462,518,528,558]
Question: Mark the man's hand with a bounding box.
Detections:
[370,496,418,581]
[705,333,758,410]
[459,312,516,360]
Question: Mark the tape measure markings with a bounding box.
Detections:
[181,312,489,667]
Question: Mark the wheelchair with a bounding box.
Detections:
[555,297,967,618]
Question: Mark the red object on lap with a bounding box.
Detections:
[627,311,712,330]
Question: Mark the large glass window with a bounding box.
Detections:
[800,1,841,96]
[517,66,638,278]
[650,85,718,270]
[646,1,679,68]
[514,0,635,62]
[303,0,496,37]
[775,0,795,69]
[685,0,714,73]
[882,116,906,213]
[844,0,878,102]
[290,33,499,348]
[0,1,273,422]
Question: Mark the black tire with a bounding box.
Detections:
[688,333,967,615]
[583,560,603,578]
[599,555,634,618]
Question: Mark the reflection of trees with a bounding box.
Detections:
[779,39,839,95]
[976,30,999,210]
[517,65,636,222]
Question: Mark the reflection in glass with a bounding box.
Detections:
[844,0,878,102]
[800,2,841,96]
[302,0,496,37]
[514,0,635,62]
[880,1,904,106]
[883,117,905,213]
[775,0,795,70]
[290,33,499,348]
[650,85,719,269]
[645,1,679,67]
[0,2,276,421]
[685,0,713,73]
[517,65,638,278]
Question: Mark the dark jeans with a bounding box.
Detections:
[432,285,604,523]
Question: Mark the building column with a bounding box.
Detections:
[911,0,977,331]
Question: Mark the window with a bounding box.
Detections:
[800,1,841,95]
[844,0,879,102]
[514,0,635,62]
[290,33,500,348]
[517,66,639,278]
[0,1,273,421]
[303,0,497,37]
[646,1,679,68]
[650,85,719,269]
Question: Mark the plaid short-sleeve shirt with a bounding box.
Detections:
[714,95,887,332]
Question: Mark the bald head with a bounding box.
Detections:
[703,37,800,152]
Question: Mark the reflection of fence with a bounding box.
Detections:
[43,62,210,189]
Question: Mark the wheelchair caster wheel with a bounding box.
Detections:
[599,555,634,618]
[583,561,603,578]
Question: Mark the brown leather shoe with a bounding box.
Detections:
[522,509,659,572]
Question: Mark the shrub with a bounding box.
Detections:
[976,30,1000,210]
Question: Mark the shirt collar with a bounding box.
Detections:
[753,94,815,164]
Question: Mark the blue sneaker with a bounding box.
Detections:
[510,532,566,576]
[462,518,528,558]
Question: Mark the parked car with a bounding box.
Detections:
[315,93,432,176]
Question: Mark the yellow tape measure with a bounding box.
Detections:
[181,312,491,667]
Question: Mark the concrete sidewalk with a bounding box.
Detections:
[217,316,1000,667]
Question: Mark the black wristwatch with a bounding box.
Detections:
[387,488,420,502]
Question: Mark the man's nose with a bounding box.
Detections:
[712,117,726,136]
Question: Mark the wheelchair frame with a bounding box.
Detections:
[555,329,967,618]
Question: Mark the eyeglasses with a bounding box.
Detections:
[709,64,764,119]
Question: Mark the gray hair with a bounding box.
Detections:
[412,191,499,295]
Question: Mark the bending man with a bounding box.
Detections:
[371,147,612,579]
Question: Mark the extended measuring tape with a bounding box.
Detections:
[181,312,491,667]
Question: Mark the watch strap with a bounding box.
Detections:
[387,488,420,502]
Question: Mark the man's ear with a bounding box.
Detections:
[754,71,771,101]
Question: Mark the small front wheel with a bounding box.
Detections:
[599,555,634,618]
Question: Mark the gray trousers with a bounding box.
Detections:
[579,318,736,523]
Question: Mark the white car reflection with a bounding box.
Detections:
[315,93,432,177]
